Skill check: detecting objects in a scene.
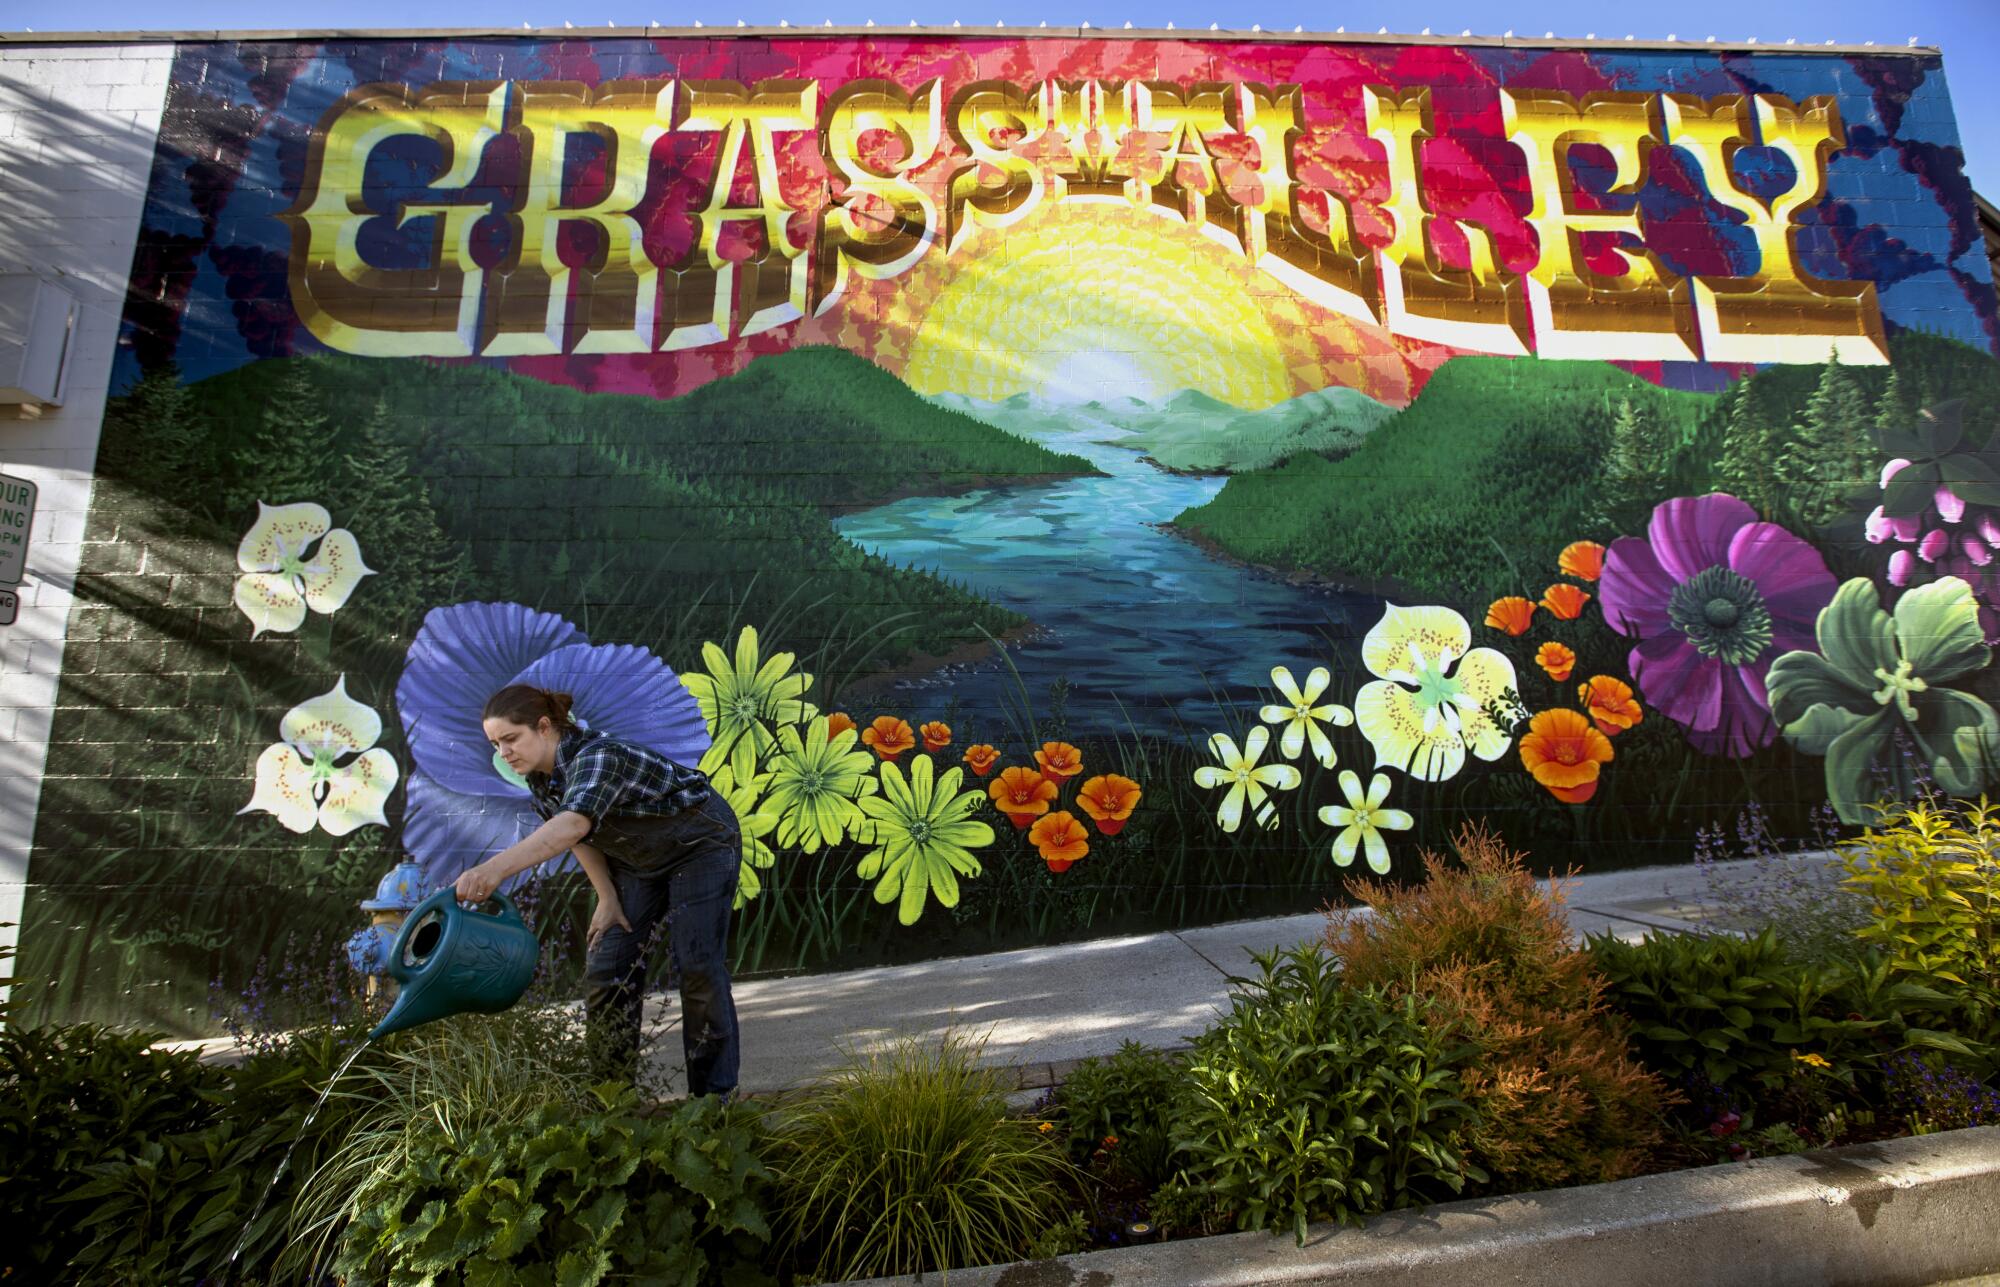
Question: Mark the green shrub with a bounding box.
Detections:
[58,1028,384,1284]
[1842,796,2000,1062]
[337,1086,772,1287]
[1587,929,1901,1093]
[1172,946,1484,1243]
[766,1031,1073,1280]
[1056,1041,1184,1191]
[288,1002,607,1280]
[1327,825,1667,1192]
[0,1024,224,1277]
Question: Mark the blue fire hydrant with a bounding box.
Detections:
[345,861,427,998]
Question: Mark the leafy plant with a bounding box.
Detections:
[1023,1210,1090,1260]
[57,1027,382,1284]
[0,1025,224,1277]
[1056,1041,1185,1191]
[1171,945,1484,1243]
[765,1030,1073,1280]
[337,1086,772,1287]
[1586,929,1927,1096]
[1327,824,1667,1191]
[287,995,613,1281]
[1841,796,2000,1061]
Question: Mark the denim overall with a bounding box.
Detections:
[583,792,742,1096]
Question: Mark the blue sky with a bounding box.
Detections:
[10,0,1998,193]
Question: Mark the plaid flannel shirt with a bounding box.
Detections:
[528,727,710,836]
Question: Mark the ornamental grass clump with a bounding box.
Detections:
[766,1030,1073,1280]
[1172,945,1484,1243]
[1327,823,1667,1192]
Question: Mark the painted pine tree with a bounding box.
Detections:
[1787,354,1876,526]
[1589,397,1670,536]
[335,394,476,631]
[221,355,337,521]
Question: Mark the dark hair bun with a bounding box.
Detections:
[482,683,579,730]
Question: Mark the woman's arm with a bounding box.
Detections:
[571,840,617,904]
[453,810,593,902]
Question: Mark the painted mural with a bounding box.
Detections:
[18,32,2000,1033]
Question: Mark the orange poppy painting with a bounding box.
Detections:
[991,766,1060,828]
[1578,676,1644,736]
[1076,774,1142,835]
[1030,811,1091,871]
[1484,596,1536,636]
[1519,709,1615,803]
[1540,584,1592,620]
[861,716,916,760]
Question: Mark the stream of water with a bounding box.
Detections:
[832,410,1387,742]
[222,1038,373,1281]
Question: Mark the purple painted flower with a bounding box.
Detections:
[1599,494,1837,758]
[395,601,711,885]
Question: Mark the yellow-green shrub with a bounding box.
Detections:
[1842,796,2000,1061]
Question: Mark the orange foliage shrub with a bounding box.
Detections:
[1325,823,1668,1191]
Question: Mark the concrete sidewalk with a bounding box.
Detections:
[655,854,1822,1097]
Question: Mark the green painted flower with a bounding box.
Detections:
[854,754,994,925]
[1768,576,1999,823]
[710,763,781,908]
[679,625,817,781]
[765,717,878,853]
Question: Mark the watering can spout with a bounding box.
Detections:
[369,889,540,1041]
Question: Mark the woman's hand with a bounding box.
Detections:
[588,896,634,952]
[454,859,506,905]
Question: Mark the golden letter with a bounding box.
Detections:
[1044,80,1138,204]
[1499,89,1698,361]
[1662,93,1887,365]
[1364,85,1529,356]
[1127,82,1232,231]
[285,83,506,357]
[1220,85,1379,327]
[674,80,820,343]
[483,80,673,358]
[813,79,944,314]
[945,80,1046,254]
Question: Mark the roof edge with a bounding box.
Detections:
[0,26,1945,57]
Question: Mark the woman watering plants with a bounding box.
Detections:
[452,684,742,1099]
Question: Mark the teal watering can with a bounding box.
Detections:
[369,889,540,1040]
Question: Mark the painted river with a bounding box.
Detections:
[831,407,1390,742]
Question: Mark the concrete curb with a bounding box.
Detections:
[852,1126,2000,1287]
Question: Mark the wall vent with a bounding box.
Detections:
[0,275,78,419]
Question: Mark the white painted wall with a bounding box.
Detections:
[0,44,173,1005]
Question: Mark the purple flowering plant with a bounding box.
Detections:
[1881,1051,2000,1133]
[1599,494,1838,758]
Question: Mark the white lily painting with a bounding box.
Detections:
[240,676,399,835]
[233,501,374,638]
